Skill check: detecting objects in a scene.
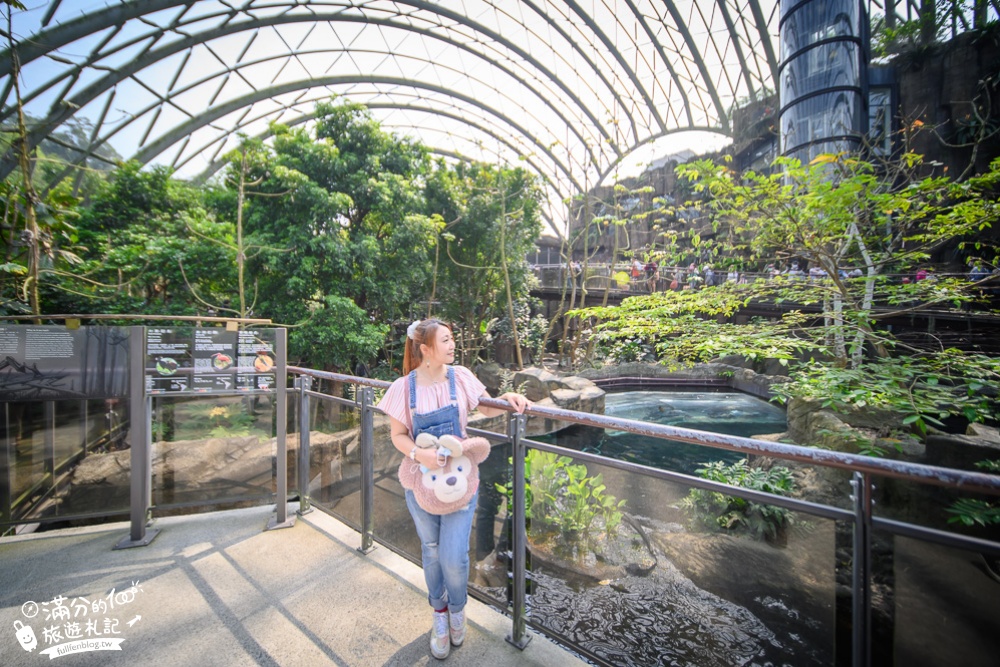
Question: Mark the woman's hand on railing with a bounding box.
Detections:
[499,391,531,414]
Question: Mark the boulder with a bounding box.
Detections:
[549,388,581,409]
[579,360,782,399]
[64,449,132,514]
[926,432,1000,469]
[967,423,1000,445]
[467,410,505,434]
[559,375,599,392]
[578,361,678,380]
[512,367,560,401]
[548,385,606,414]
[475,362,504,396]
[713,354,753,369]
[785,400,862,452]
[523,397,571,437]
[71,449,131,486]
[760,358,792,377]
[787,396,902,432]
[153,436,267,485]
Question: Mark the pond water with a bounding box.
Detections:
[518,389,835,666]
[539,389,788,473]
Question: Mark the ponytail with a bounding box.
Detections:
[402,336,420,375]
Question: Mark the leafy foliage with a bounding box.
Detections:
[7,96,544,375]
[496,449,626,557]
[947,459,1000,527]
[680,459,796,543]
[572,151,1000,439]
[45,161,233,319]
[425,160,543,365]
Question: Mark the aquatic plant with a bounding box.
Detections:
[681,458,795,544]
[497,449,626,556]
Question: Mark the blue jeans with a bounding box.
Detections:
[405,489,478,613]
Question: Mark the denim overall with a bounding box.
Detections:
[408,366,463,439]
[405,365,476,614]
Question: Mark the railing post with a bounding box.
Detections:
[43,401,55,480]
[267,327,295,530]
[851,471,873,667]
[506,411,531,650]
[358,385,376,554]
[2,404,12,527]
[296,375,313,516]
[116,326,158,549]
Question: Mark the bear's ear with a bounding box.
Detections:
[398,459,422,489]
[415,432,438,449]
[437,434,463,457]
[461,437,491,463]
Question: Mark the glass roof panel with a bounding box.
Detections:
[4,0,783,232]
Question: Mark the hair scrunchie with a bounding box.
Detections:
[406,320,421,340]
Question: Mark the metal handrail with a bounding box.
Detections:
[290,366,1000,497]
[288,366,1000,667]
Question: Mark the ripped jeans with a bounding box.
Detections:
[405,489,478,613]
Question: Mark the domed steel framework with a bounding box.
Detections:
[0,1,925,231]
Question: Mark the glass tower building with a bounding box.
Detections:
[779,0,866,161]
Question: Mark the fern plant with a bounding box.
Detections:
[947,460,1000,527]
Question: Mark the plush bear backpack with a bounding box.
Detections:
[398,433,491,515]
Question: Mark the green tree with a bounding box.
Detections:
[425,160,543,366]
[227,100,438,369]
[578,151,1000,436]
[62,161,234,318]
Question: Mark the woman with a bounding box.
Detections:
[377,318,530,659]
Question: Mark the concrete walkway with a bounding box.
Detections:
[0,505,588,667]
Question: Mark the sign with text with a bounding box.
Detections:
[145,327,277,395]
[0,325,129,401]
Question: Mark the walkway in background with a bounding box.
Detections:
[0,505,587,666]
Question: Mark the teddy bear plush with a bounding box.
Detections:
[399,435,491,515]
[414,432,464,469]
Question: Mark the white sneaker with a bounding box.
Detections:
[430,610,450,659]
[449,609,467,646]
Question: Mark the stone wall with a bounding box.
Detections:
[896,31,1000,178]
[577,360,786,399]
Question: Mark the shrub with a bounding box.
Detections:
[497,449,626,557]
[680,458,795,544]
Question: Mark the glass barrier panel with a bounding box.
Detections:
[470,439,512,608]
[151,394,274,513]
[52,400,83,472]
[371,409,415,554]
[9,401,46,511]
[51,398,132,520]
[307,392,362,530]
[287,390,299,498]
[522,449,836,666]
[889,534,1000,667]
[3,399,133,524]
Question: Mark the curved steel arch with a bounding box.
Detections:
[597,126,733,184]
[124,44,584,180]
[188,100,565,191]
[126,76,584,193]
[0,6,618,181]
[1,2,620,146]
[3,0,781,230]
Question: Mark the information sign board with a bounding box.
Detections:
[145,327,277,395]
[0,325,129,401]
